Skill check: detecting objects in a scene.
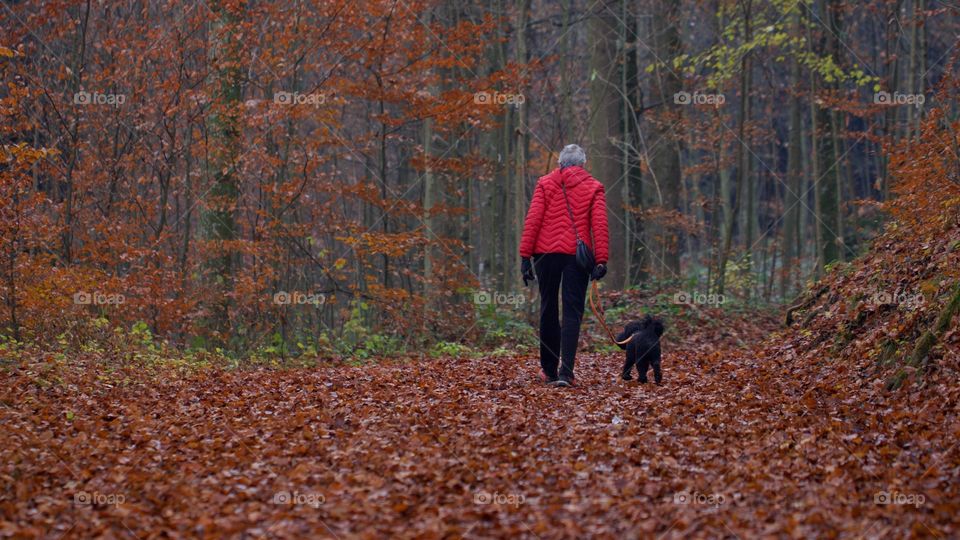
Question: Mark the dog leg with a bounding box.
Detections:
[621,350,634,380]
[637,355,649,384]
[653,360,662,384]
[621,340,638,380]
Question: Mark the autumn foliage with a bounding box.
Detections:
[2,1,960,538]
[1,1,523,355]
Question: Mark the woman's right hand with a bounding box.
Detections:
[521,258,535,286]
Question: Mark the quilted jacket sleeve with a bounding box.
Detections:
[519,181,546,258]
[591,183,609,264]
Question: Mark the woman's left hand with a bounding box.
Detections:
[591,264,607,281]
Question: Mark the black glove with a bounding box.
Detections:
[591,263,607,281]
[521,258,535,286]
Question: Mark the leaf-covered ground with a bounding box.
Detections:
[3,312,958,539]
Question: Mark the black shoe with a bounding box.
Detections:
[540,370,558,384]
[552,377,574,388]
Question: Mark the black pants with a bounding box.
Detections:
[534,253,590,380]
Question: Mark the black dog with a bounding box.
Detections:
[616,315,665,384]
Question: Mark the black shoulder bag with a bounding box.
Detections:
[560,180,596,274]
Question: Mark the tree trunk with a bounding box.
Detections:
[202,0,243,334]
[649,0,682,278]
[512,0,531,293]
[737,0,754,286]
[559,0,575,140]
[716,130,734,295]
[624,3,645,283]
[423,114,435,292]
[814,0,842,268]
[589,0,626,288]
[781,7,803,298]
[62,0,92,265]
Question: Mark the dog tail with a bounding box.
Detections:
[615,329,633,349]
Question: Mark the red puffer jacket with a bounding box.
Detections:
[519,165,609,264]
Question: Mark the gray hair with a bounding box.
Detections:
[558,144,586,168]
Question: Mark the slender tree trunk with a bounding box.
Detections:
[513,0,531,293]
[624,3,644,282]
[906,0,918,140]
[649,0,682,278]
[62,0,92,265]
[799,106,811,275]
[202,0,244,334]
[496,0,513,293]
[5,192,20,341]
[559,0,575,140]
[716,129,734,295]
[781,7,803,298]
[717,2,752,296]
[830,109,846,262]
[589,0,626,288]
[738,1,754,283]
[814,0,842,268]
[805,4,823,274]
[423,115,435,292]
[913,0,927,138]
[880,0,904,199]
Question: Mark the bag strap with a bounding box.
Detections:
[560,179,582,242]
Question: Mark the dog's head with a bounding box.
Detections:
[617,314,665,347]
[639,314,665,337]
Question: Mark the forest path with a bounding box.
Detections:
[2,343,955,538]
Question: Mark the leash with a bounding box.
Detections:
[588,280,635,346]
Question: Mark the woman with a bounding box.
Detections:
[519,144,609,387]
